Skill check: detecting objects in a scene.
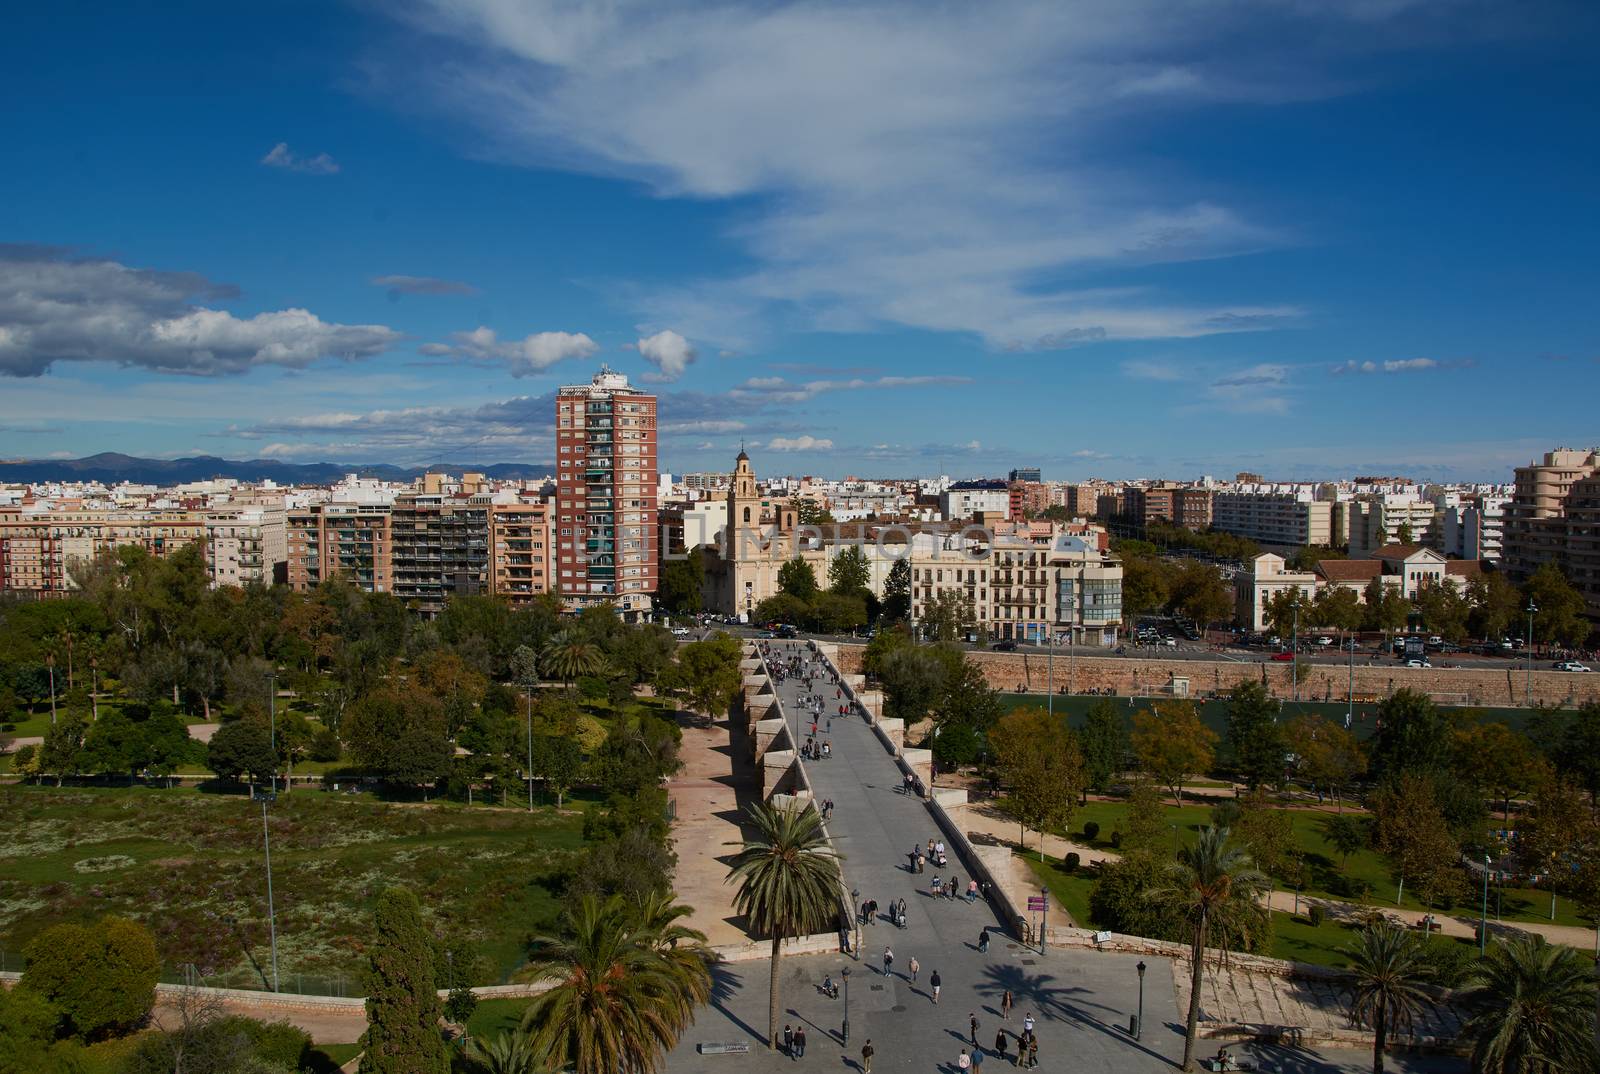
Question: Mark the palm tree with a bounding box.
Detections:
[1458,933,1600,1073]
[1344,925,1436,1074]
[1151,825,1271,1072]
[520,893,711,1074]
[725,802,842,1050]
[465,1027,541,1074]
[542,631,606,685]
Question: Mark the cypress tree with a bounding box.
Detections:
[359,888,449,1074]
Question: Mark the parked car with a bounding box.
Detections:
[1404,658,1432,669]
[1314,636,1333,647]
[991,639,1018,652]
[1555,661,1592,673]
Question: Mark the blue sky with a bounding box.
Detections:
[1,0,1597,482]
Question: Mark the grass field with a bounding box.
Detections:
[0,784,585,989]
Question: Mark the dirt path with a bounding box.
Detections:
[667,712,760,949]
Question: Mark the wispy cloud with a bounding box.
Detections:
[363,1,1492,350]
[731,374,970,405]
[371,274,477,296]
[260,142,340,175]
[1121,359,1187,382]
[1329,357,1478,375]
[1205,363,1292,414]
[767,435,834,452]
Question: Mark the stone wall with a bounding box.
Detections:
[834,645,1600,708]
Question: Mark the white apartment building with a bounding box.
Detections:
[1211,491,1335,547]
[1437,496,1507,563]
[1234,553,1319,632]
[204,506,287,587]
[1347,496,1439,558]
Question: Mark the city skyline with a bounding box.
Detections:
[3,2,1598,481]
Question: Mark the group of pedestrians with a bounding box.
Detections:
[780,1022,807,1059]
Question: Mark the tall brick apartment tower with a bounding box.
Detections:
[555,368,658,618]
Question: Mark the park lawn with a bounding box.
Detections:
[466,997,536,1040]
[1023,852,1096,929]
[0,783,585,989]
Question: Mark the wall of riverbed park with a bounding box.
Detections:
[833,644,1600,709]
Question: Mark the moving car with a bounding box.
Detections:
[992,639,1018,652]
[1404,658,1432,669]
[1555,661,1592,672]
[1271,651,1295,662]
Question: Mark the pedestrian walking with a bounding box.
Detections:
[794,1025,806,1059]
[916,853,925,874]
[995,1027,1007,1060]
[908,954,919,982]
[967,879,979,903]
[970,1012,980,1045]
[882,946,894,977]
[972,1046,984,1072]
[1022,1013,1034,1037]
[932,876,942,897]
[1027,1036,1038,1069]
[948,874,960,900]
[783,1023,793,1056]
[930,969,942,1003]
[1001,990,1013,1020]
[978,927,989,953]
[958,1050,971,1071]
[861,1040,874,1073]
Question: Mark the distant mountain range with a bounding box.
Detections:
[0,453,555,486]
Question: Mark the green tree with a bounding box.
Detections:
[659,633,743,722]
[1525,563,1590,648]
[1312,584,1365,635]
[1263,587,1307,644]
[359,888,449,1074]
[1226,680,1282,791]
[1231,790,1296,882]
[20,915,159,1040]
[881,558,911,623]
[530,735,585,808]
[655,555,704,617]
[1131,701,1216,803]
[345,689,453,788]
[1517,776,1590,922]
[205,716,276,785]
[1413,583,1470,643]
[921,588,975,643]
[876,644,948,723]
[1466,571,1521,641]
[521,893,710,1074]
[1121,775,1170,854]
[1371,775,1463,909]
[36,712,87,786]
[777,558,819,602]
[1150,827,1271,1072]
[1080,699,1126,795]
[990,707,1084,855]
[1322,814,1369,869]
[827,545,871,595]
[1453,722,1543,820]
[1362,577,1410,636]
[1344,926,1436,1074]
[1284,714,1365,809]
[542,631,607,685]
[725,803,841,1050]
[751,592,812,628]
[1119,554,1172,621]
[794,499,834,526]
[1459,933,1600,1074]
[1089,851,1183,940]
[1172,560,1233,631]
[1368,690,1454,782]
[810,590,869,633]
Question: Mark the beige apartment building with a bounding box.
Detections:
[1347,497,1439,558]
[1212,492,1335,548]
[0,506,283,595]
[1502,447,1600,584]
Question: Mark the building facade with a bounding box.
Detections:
[1502,448,1600,583]
[555,370,658,616]
[1212,492,1335,547]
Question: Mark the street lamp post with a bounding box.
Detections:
[841,966,851,1043]
[1135,960,1147,1040]
[851,888,861,961]
[1291,597,1300,703]
[267,672,276,793]
[254,788,280,992]
[46,652,56,727]
[525,681,535,813]
[90,657,99,722]
[1039,886,1048,957]
[1480,854,1491,955]
[1525,600,1538,706]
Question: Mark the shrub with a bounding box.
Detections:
[443,985,478,1025]
[20,915,160,1040]
[1110,830,1123,849]
[1082,820,1100,842]
[309,727,342,763]
[1307,904,1325,927]
[1064,852,1080,872]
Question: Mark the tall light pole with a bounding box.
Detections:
[1480,853,1490,955]
[1039,886,1048,956]
[851,887,861,961]
[526,681,535,813]
[1346,627,1355,729]
[841,965,851,1043]
[255,788,280,992]
[1135,960,1147,1040]
[46,652,57,727]
[1525,599,1538,707]
[267,672,277,793]
[90,656,99,722]
[1291,595,1300,703]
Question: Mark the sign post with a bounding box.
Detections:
[1027,891,1048,955]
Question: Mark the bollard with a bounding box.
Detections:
[1129,1014,1139,1037]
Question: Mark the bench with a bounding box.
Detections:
[1409,918,1442,934]
[698,1041,752,1055]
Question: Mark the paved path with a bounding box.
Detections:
[669,640,1465,1071]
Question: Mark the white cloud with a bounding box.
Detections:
[1121,359,1187,381]
[636,329,697,381]
[423,326,599,375]
[260,142,340,175]
[767,435,834,452]
[1329,357,1476,375]
[1204,363,1292,414]
[731,373,969,404]
[0,245,399,377]
[371,274,477,296]
[366,1,1479,349]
